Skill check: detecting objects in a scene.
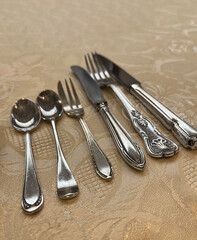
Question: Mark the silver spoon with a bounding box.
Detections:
[10,98,44,214]
[36,90,79,199]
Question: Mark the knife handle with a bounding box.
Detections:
[130,84,197,149]
[109,84,179,157]
[98,103,146,170]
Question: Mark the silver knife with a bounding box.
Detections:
[71,66,146,170]
[95,54,197,150]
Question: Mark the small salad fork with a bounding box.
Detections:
[57,78,113,180]
[84,53,179,158]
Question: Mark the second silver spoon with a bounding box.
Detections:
[36,90,79,199]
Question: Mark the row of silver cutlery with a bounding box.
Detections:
[10,80,115,214]
[10,52,196,215]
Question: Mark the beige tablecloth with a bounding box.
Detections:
[1,0,197,239]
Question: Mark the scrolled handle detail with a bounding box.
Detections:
[130,110,179,157]
[109,84,178,157]
[130,84,197,149]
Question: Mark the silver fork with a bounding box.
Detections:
[58,78,113,180]
[85,53,179,158]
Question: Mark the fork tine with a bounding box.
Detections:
[94,52,112,78]
[65,78,76,108]
[85,54,96,80]
[84,55,91,75]
[93,52,103,71]
[87,53,96,73]
[91,52,105,79]
[69,78,81,107]
[57,80,69,107]
[91,52,100,72]
[87,53,99,80]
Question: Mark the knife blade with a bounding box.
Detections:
[95,53,197,150]
[71,65,146,170]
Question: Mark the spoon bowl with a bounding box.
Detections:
[36,90,63,120]
[10,98,43,214]
[11,98,41,132]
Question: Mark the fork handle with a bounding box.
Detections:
[51,120,79,199]
[98,103,145,170]
[109,84,179,157]
[78,117,113,180]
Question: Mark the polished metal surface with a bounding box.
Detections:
[95,53,197,149]
[11,98,41,132]
[71,66,107,107]
[58,79,113,180]
[36,90,79,199]
[86,53,179,157]
[71,66,146,170]
[10,98,43,214]
[130,84,197,149]
[94,53,141,90]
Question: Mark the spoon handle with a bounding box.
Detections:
[51,120,79,199]
[22,132,44,214]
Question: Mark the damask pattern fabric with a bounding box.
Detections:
[0,0,197,239]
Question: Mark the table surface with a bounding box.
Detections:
[1,0,197,239]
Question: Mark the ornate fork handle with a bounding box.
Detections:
[78,117,113,179]
[130,84,197,149]
[98,103,145,170]
[109,84,179,157]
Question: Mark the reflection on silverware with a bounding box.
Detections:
[95,53,197,150]
[36,90,79,199]
[85,53,179,158]
[10,98,43,214]
[71,66,146,171]
[58,78,113,180]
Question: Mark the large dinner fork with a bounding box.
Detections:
[58,78,113,180]
[85,53,179,158]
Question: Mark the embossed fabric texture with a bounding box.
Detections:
[0,0,197,239]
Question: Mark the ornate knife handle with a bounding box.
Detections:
[130,84,197,149]
[98,103,146,170]
[109,84,179,157]
[78,117,113,180]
